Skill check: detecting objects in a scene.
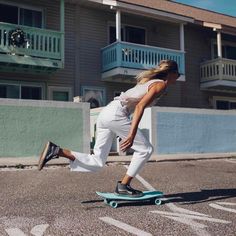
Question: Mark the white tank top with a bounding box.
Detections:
[114,79,166,113]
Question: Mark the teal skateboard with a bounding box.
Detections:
[96,190,163,208]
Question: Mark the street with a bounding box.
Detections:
[0,158,236,236]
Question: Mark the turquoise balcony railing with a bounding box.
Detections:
[101,41,185,74]
[0,22,64,71]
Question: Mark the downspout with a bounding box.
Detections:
[60,0,65,67]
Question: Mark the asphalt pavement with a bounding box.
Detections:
[0,158,236,236]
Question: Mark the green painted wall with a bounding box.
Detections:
[0,99,90,158]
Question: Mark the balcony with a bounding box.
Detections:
[101,41,185,82]
[0,22,64,74]
[200,58,236,91]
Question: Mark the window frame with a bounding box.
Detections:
[48,86,73,102]
[0,80,45,100]
[211,39,236,60]
[213,96,236,110]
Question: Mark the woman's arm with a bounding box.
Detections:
[120,81,166,152]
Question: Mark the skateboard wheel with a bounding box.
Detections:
[110,201,118,208]
[154,198,162,205]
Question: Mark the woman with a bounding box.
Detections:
[38,59,180,197]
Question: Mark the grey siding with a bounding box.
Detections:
[0,0,76,98]
[76,6,182,104]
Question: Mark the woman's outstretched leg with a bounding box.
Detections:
[38,125,115,171]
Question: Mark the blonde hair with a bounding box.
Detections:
[136,60,179,84]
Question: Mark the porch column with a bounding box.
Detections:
[116,9,121,41]
[216,30,222,58]
[179,23,185,51]
[60,0,65,64]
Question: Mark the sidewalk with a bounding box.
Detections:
[0,152,236,168]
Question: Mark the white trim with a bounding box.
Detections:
[103,40,185,54]
[116,9,121,41]
[203,22,222,30]
[217,30,222,58]
[106,1,193,23]
[81,86,106,106]
[201,79,236,89]
[48,86,73,101]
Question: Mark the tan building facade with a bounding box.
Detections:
[1,0,236,110]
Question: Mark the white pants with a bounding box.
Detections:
[70,100,153,177]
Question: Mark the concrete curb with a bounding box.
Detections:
[0,153,236,168]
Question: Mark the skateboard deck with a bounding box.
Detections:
[96,190,163,208]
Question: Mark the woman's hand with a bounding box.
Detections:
[120,135,135,152]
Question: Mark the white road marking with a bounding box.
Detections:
[162,215,207,229]
[216,202,236,206]
[30,224,49,236]
[100,217,152,236]
[5,228,26,236]
[225,159,236,164]
[209,202,236,213]
[150,211,231,224]
[164,203,209,216]
[5,224,49,236]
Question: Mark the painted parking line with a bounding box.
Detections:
[30,224,49,236]
[209,202,236,213]
[150,211,231,224]
[5,224,49,236]
[5,228,26,236]
[225,159,236,164]
[100,217,152,236]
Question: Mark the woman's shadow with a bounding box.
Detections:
[164,188,236,205]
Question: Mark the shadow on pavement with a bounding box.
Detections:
[164,188,236,205]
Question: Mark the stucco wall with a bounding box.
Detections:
[139,107,236,154]
[0,99,90,158]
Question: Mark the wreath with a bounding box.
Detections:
[8,28,27,47]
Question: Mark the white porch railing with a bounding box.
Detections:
[0,22,63,61]
[101,41,185,74]
[200,58,236,82]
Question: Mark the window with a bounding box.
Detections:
[0,4,18,24]
[82,86,106,108]
[0,3,43,28]
[109,25,146,44]
[48,86,72,101]
[109,26,124,44]
[21,86,42,100]
[20,8,42,28]
[53,91,69,101]
[0,84,19,98]
[0,83,43,100]
[214,97,236,110]
[213,43,236,60]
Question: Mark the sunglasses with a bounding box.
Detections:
[172,70,180,78]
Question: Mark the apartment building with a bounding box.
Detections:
[1,0,236,109]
